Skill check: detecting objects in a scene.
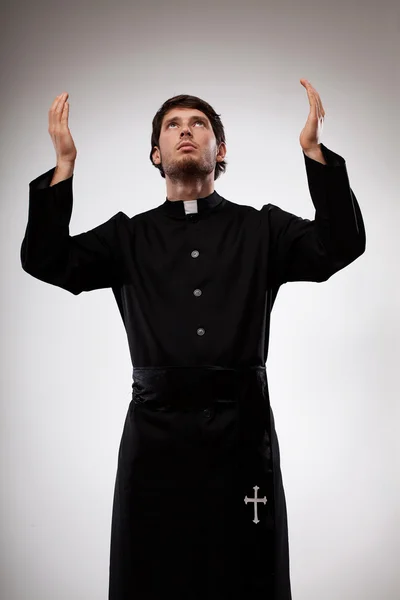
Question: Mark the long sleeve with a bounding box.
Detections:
[263,143,366,288]
[20,167,128,295]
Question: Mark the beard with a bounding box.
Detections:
[161,150,215,182]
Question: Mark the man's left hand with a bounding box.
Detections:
[299,79,326,153]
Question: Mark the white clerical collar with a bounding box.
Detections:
[183,199,198,214]
[161,190,224,220]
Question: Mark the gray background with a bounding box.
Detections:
[1,0,399,598]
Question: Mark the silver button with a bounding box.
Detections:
[191,250,199,258]
[193,289,202,297]
[197,328,205,336]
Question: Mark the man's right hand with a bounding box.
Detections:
[48,92,77,167]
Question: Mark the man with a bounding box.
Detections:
[21,81,366,600]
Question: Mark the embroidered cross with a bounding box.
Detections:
[244,486,267,524]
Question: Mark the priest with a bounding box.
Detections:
[21,80,366,599]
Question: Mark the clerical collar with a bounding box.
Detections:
[160,190,225,220]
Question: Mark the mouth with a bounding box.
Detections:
[178,144,196,151]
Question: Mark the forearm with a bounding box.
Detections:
[50,162,75,186]
[303,145,327,165]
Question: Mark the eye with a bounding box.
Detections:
[167,120,205,128]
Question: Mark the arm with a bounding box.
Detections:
[20,167,127,295]
[303,145,327,165]
[264,143,366,288]
[50,162,75,186]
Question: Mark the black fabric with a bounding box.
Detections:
[21,143,366,599]
[110,366,282,599]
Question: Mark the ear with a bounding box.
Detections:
[152,147,160,165]
[217,142,227,161]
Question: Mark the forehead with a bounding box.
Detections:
[162,108,209,123]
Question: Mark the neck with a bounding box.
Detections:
[166,176,214,202]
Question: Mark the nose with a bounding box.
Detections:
[180,126,192,137]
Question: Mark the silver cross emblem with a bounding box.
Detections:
[244,486,267,524]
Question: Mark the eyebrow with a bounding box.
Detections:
[163,115,208,126]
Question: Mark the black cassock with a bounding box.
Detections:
[21,143,366,599]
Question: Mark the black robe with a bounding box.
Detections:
[20,143,366,599]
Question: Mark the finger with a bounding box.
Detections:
[52,93,68,129]
[49,93,63,129]
[50,94,60,109]
[49,94,62,129]
[310,86,325,117]
[310,88,320,116]
[318,94,325,117]
[317,95,325,118]
[49,92,65,114]
[307,87,317,116]
[61,101,69,123]
[56,92,68,114]
[304,82,316,109]
[311,89,323,119]
[303,82,318,109]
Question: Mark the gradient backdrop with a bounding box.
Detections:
[1,0,399,599]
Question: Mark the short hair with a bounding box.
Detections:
[150,94,227,180]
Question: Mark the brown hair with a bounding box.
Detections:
[150,94,227,180]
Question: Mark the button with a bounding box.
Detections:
[191,250,199,258]
[197,328,205,336]
[193,289,202,297]
[203,408,211,418]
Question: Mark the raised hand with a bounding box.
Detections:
[48,92,77,166]
[299,79,326,153]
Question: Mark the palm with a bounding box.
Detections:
[299,79,326,152]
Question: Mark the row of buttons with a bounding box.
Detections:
[191,244,210,416]
[191,249,206,336]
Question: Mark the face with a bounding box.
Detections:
[152,107,226,181]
